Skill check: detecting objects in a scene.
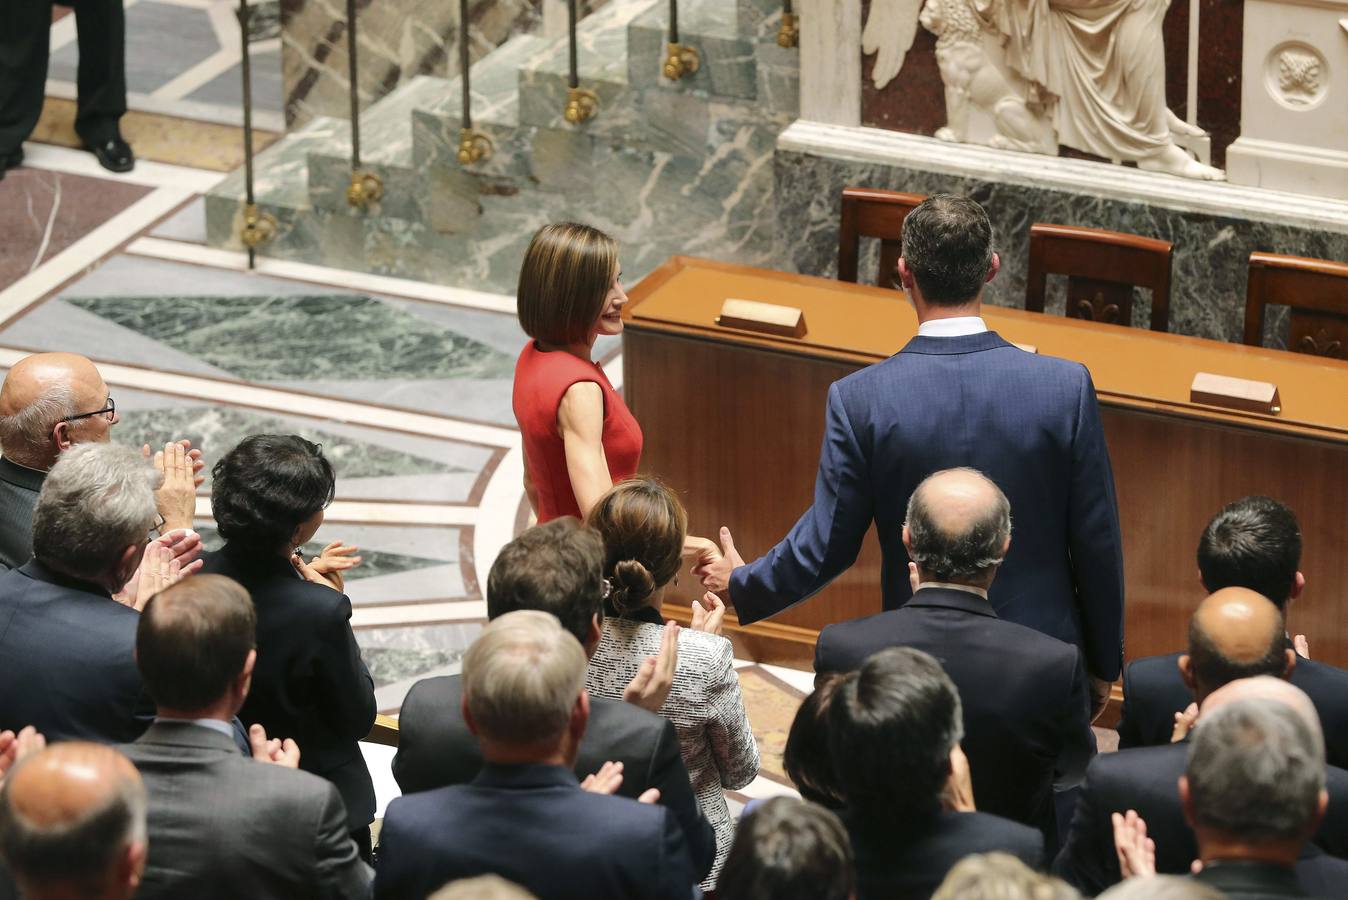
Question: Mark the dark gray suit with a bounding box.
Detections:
[121,720,371,900]
[0,457,43,571]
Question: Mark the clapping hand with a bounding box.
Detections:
[623,621,679,713]
[292,541,362,593]
[1294,634,1310,659]
[115,529,204,610]
[691,592,725,637]
[145,440,203,533]
[581,761,661,803]
[691,527,744,596]
[0,726,45,786]
[249,724,301,768]
[1112,809,1157,879]
[1170,702,1199,743]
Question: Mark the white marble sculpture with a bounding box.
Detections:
[864,0,1225,180]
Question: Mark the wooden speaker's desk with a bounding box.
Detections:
[622,256,1348,674]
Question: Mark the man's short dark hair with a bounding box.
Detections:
[486,519,604,647]
[899,194,995,305]
[1197,496,1301,609]
[718,797,854,900]
[905,468,1011,581]
[1187,602,1287,695]
[827,647,964,829]
[137,575,256,711]
[1187,698,1325,842]
[784,674,846,808]
[211,435,336,554]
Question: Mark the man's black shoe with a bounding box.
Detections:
[83,135,135,173]
[0,147,22,179]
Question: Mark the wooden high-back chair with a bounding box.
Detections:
[837,187,926,289]
[1244,252,1348,360]
[1025,223,1173,331]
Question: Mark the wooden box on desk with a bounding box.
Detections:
[623,256,1348,673]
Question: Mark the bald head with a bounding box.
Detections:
[0,353,115,468]
[0,743,146,899]
[1203,676,1322,747]
[904,468,1011,586]
[1183,587,1293,703]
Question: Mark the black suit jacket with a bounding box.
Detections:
[1053,742,1348,895]
[375,763,697,900]
[121,721,371,900]
[1117,650,1348,770]
[816,587,1093,840]
[200,548,377,830]
[0,560,152,742]
[848,809,1044,900]
[392,672,716,879]
[0,458,42,572]
[1194,861,1313,899]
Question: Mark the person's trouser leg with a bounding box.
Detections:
[0,0,56,153]
[71,0,126,143]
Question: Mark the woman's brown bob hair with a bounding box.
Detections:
[586,477,687,615]
[517,222,619,346]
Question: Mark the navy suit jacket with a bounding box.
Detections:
[0,560,152,742]
[815,586,1093,841]
[374,763,697,900]
[1117,649,1348,770]
[1054,741,1348,895]
[729,331,1126,680]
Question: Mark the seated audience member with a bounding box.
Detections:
[0,444,194,743]
[584,477,759,886]
[122,575,371,900]
[1096,875,1222,899]
[717,796,853,900]
[375,610,698,900]
[1112,682,1345,898]
[831,647,1043,900]
[0,742,147,900]
[1117,496,1348,768]
[200,435,377,856]
[783,673,846,808]
[932,853,1079,900]
[1056,655,1348,896]
[392,518,715,878]
[816,468,1092,842]
[0,351,203,570]
[431,875,538,900]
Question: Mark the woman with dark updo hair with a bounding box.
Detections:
[584,476,759,889]
[200,434,378,858]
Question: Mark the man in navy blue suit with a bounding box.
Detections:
[374,610,697,900]
[696,194,1125,713]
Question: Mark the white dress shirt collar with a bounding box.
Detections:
[917,316,989,337]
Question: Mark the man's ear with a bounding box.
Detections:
[896,258,916,292]
[1282,647,1297,680]
[586,614,602,653]
[461,693,478,737]
[572,690,591,739]
[1178,654,1197,693]
[51,421,74,452]
[985,251,1001,284]
[117,543,143,586]
[236,648,257,700]
[1178,775,1195,827]
[1291,572,1305,601]
[902,525,913,555]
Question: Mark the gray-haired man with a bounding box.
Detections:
[0,443,196,744]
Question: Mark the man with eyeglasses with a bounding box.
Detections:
[0,352,201,571]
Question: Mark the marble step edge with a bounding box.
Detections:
[626,2,763,102]
[209,117,348,207]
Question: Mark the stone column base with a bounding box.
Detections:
[1226,137,1348,202]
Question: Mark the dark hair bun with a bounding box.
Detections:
[610,559,656,613]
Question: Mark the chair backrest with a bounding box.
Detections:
[1244,252,1348,359]
[1025,223,1173,331]
[837,187,926,289]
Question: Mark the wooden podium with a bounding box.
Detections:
[622,257,1348,677]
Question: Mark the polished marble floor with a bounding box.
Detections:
[0,141,804,817]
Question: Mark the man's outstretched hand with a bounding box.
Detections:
[692,527,743,596]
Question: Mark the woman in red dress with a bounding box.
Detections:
[513,222,644,523]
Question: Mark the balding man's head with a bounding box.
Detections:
[904,468,1011,587]
[1202,676,1322,748]
[1181,587,1294,703]
[0,353,117,469]
[0,743,146,900]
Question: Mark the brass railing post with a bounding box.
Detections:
[236,0,275,268]
[344,0,383,207]
[563,0,598,123]
[456,0,493,164]
[662,0,699,80]
[778,0,799,47]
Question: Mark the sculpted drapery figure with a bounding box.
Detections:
[863,0,1225,180]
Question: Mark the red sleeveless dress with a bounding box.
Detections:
[513,341,644,522]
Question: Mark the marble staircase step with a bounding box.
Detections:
[627,0,758,101]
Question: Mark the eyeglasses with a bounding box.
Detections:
[62,396,115,424]
[600,578,613,601]
[148,513,166,540]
